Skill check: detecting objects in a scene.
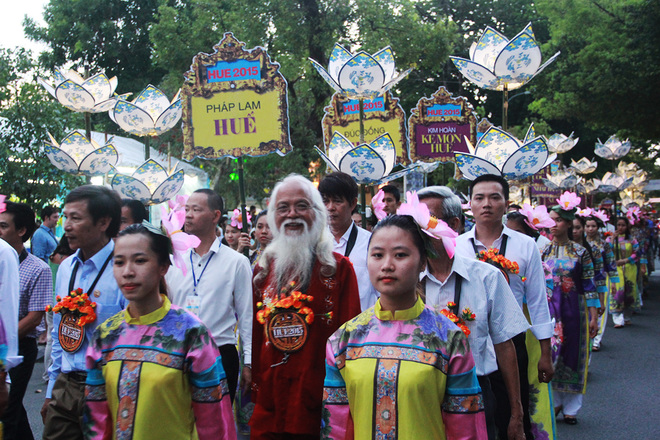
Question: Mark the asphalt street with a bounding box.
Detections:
[19,264,660,439]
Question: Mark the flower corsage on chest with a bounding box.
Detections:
[476,248,525,283]
[257,282,332,354]
[46,288,97,353]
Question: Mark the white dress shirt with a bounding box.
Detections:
[0,238,21,369]
[420,255,530,376]
[456,225,554,340]
[167,238,253,363]
[331,222,379,311]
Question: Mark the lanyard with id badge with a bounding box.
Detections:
[186,251,214,316]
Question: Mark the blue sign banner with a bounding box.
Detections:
[207,60,261,82]
[342,97,385,115]
[426,104,461,118]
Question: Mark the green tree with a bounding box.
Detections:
[0,48,84,208]
[531,0,660,149]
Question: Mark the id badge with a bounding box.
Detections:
[185,295,201,316]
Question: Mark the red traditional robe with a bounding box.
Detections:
[250,253,361,437]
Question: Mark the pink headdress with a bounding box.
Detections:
[593,209,609,224]
[626,206,641,225]
[230,208,251,229]
[576,207,593,218]
[519,203,555,230]
[397,191,458,258]
[371,189,387,221]
[0,195,6,213]
[556,191,581,211]
[160,202,201,276]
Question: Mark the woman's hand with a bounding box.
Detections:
[236,233,252,254]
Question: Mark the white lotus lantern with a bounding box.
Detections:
[37,69,122,113]
[310,44,412,99]
[542,168,580,190]
[594,172,633,193]
[43,130,118,176]
[547,132,579,154]
[111,159,185,205]
[570,157,598,175]
[594,135,631,160]
[449,23,560,91]
[109,85,182,137]
[454,124,555,181]
[578,179,599,195]
[315,132,417,184]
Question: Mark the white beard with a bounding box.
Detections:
[268,218,321,290]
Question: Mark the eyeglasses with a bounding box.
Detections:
[275,202,312,215]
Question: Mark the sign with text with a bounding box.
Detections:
[181,33,293,159]
[531,161,561,199]
[322,92,410,165]
[408,87,477,166]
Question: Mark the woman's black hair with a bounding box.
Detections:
[572,216,596,264]
[50,235,74,261]
[616,216,631,239]
[369,214,431,260]
[254,209,268,225]
[116,223,171,295]
[506,211,539,238]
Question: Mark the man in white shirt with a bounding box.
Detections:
[418,186,530,440]
[454,175,555,440]
[0,237,20,419]
[318,172,379,310]
[167,189,252,403]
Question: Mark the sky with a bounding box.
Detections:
[2,0,49,54]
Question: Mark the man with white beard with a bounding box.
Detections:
[250,174,361,440]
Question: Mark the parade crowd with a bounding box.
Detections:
[0,172,656,440]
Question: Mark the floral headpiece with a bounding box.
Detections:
[372,189,387,221]
[159,204,201,276]
[626,206,641,225]
[576,207,593,218]
[552,191,580,221]
[397,191,458,258]
[230,208,251,229]
[519,203,555,231]
[0,195,6,213]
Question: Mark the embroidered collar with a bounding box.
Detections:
[375,296,424,321]
[124,295,171,325]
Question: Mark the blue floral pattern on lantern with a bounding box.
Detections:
[111,159,185,205]
[38,69,121,113]
[594,135,631,161]
[44,130,118,176]
[450,23,560,91]
[310,43,411,99]
[109,85,181,137]
[454,124,554,181]
[315,132,418,184]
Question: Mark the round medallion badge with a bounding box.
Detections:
[267,312,308,353]
[58,313,85,353]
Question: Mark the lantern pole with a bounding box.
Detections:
[238,156,250,257]
[359,98,367,226]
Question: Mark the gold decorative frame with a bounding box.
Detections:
[181,32,293,159]
[321,91,411,165]
[408,86,477,164]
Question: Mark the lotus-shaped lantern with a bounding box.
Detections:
[547,132,579,154]
[38,69,123,113]
[449,23,560,91]
[577,179,598,195]
[310,43,412,99]
[570,157,597,175]
[109,85,181,136]
[594,172,633,193]
[542,168,580,190]
[454,124,555,181]
[111,159,185,205]
[316,132,417,184]
[43,130,118,176]
[620,191,647,209]
[594,135,631,160]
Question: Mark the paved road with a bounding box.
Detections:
[19,266,660,439]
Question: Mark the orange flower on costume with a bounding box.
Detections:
[48,288,97,326]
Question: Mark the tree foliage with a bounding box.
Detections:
[0,48,84,208]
